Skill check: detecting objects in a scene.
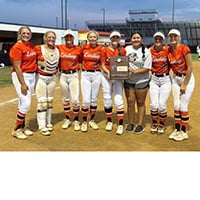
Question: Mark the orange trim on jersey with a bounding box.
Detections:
[149,44,170,74]
[168,44,191,74]
[57,44,81,71]
[81,44,103,71]
[101,46,126,70]
[9,41,37,73]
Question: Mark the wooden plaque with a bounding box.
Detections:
[110,56,129,80]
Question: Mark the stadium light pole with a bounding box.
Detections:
[61,0,64,28]
[65,0,68,29]
[172,0,175,27]
[101,8,105,31]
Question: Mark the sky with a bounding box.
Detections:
[0,0,200,30]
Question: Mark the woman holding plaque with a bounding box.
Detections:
[124,31,152,134]
[101,31,126,135]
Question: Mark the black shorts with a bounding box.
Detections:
[124,80,149,90]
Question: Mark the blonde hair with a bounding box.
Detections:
[17,26,32,41]
[87,30,99,39]
[43,31,57,43]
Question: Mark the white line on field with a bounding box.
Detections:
[0,86,60,107]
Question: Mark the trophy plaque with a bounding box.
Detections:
[110,56,129,80]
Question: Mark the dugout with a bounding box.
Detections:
[0,22,78,66]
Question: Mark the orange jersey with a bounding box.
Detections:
[81,44,103,70]
[57,44,81,71]
[34,45,44,61]
[35,45,44,75]
[149,44,170,74]
[168,44,191,74]
[101,46,126,70]
[9,41,37,72]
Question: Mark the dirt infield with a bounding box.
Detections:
[0,61,200,151]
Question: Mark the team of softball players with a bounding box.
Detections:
[10,26,195,142]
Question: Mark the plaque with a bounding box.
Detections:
[110,56,129,80]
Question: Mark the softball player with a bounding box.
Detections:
[80,31,103,132]
[124,31,152,134]
[35,31,59,136]
[57,29,82,131]
[101,31,126,135]
[167,29,195,141]
[9,26,37,139]
[149,32,171,134]
[196,45,200,60]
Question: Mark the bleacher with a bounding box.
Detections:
[86,9,200,52]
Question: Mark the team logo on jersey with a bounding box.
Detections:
[128,53,137,62]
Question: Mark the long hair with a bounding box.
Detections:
[17,26,32,41]
[131,31,146,60]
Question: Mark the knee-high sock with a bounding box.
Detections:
[73,105,80,121]
[81,106,89,122]
[159,111,167,128]
[63,103,71,120]
[14,111,26,130]
[117,108,124,125]
[37,111,47,130]
[46,108,52,125]
[151,109,158,126]
[181,111,189,132]
[174,110,181,131]
[104,107,112,122]
[90,105,97,121]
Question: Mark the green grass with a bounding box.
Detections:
[0,67,12,88]
[192,53,198,61]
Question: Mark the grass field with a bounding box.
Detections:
[0,53,199,88]
[0,66,12,87]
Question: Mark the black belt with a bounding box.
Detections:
[61,70,77,74]
[39,73,55,76]
[152,73,169,77]
[82,69,101,72]
[24,71,36,74]
[175,73,186,77]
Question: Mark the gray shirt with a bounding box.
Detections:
[125,45,152,84]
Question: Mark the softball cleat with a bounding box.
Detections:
[24,128,34,136]
[150,125,158,134]
[173,131,189,142]
[116,125,124,135]
[105,122,113,131]
[157,126,165,134]
[81,121,88,132]
[12,129,28,140]
[169,129,179,139]
[89,120,99,130]
[39,127,51,136]
[47,124,53,131]
[62,119,71,129]
[74,121,80,131]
